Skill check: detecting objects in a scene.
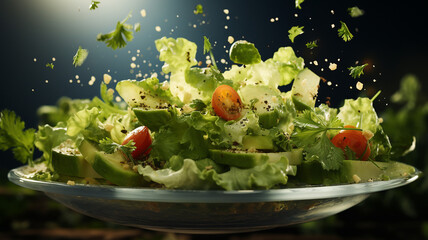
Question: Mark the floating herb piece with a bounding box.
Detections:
[288,26,304,43]
[348,63,368,79]
[338,21,353,42]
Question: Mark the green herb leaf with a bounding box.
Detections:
[46,63,54,69]
[73,46,89,67]
[203,36,217,69]
[348,63,368,79]
[194,4,203,14]
[0,110,36,165]
[189,99,207,111]
[338,21,353,42]
[134,23,141,32]
[97,13,134,50]
[89,1,100,10]
[292,110,345,170]
[306,40,318,49]
[288,26,304,43]
[348,6,365,18]
[295,0,305,9]
[99,137,136,163]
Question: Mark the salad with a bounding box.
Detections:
[0,37,415,190]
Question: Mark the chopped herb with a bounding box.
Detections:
[189,99,207,111]
[292,110,349,170]
[72,46,89,67]
[306,40,318,49]
[194,4,203,14]
[348,63,368,79]
[348,6,365,18]
[46,63,54,69]
[338,21,353,42]
[134,23,141,32]
[0,110,35,165]
[99,137,136,163]
[89,1,100,10]
[203,36,217,69]
[96,12,134,50]
[288,26,304,43]
[295,0,305,9]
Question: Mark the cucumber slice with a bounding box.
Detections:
[209,148,303,169]
[78,140,146,186]
[133,107,171,131]
[242,135,274,150]
[296,160,416,185]
[52,149,102,178]
[291,68,320,110]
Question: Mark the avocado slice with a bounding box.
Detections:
[78,140,146,186]
[242,135,274,150]
[133,108,171,132]
[295,160,416,185]
[52,148,102,179]
[209,148,303,169]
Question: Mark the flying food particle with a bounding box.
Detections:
[329,63,337,71]
[88,76,96,86]
[356,81,363,90]
[140,9,146,17]
[155,26,161,32]
[103,74,112,84]
[223,9,229,14]
[227,36,234,44]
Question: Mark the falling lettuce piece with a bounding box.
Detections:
[288,26,304,43]
[337,97,380,134]
[97,13,134,50]
[229,40,262,65]
[348,6,365,18]
[73,46,89,67]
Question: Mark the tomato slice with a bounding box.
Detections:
[331,125,371,161]
[122,126,152,159]
[211,85,243,121]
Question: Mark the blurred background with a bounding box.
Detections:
[1,0,427,239]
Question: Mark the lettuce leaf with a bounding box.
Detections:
[138,157,290,190]
[155,37,204,103]
[337,97,379,134]
[34,124,69,169]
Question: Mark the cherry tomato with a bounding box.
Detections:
[211,85,243,121]
[122,126,152,159]
[331,125,371,161]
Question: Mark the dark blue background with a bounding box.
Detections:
[1,0,427,170]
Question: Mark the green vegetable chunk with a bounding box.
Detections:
[229,40,262,65]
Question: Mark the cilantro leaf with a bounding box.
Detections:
[295,0,305,9]
[89,1,100,10]
[348,63,368,79]
[288,26,304,43]
[194,4,203,14]
[97,13,134,50]
[46,63,54,69]
[99,137,136,163]
[0,110,36,165]
[73,46,89,67]
[338,21,353,42]
[348,6,365,18]
[203,36,217,69]
[292,110,345,170]
[189,99,207,111]
[306,40,318,49]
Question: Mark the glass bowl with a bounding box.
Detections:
[8,165,420,234]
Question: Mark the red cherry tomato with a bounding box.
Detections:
[211,85,243,121]
[331,125,371,161]
[122,126,152,159]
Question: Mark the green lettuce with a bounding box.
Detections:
[155,37,203,103]
[337,97,379,134]
[138,157,290,190]
[34,124,69,169]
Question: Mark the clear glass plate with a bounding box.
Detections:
[8,165,421,234]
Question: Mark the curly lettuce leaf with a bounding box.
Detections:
[34,124,69,169]
[337,97,379,134]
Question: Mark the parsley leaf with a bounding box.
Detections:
[0,110,36,165]
[348,6,365,18]
[292,109,345,170]
[46,63,54,69]
[203,36,217,69]
[288,26,304,43]
[73,46,89,67]
[295,0,305,9]
[97,13,134,50]
[189,99,207,111]
[89,1,100,10]
[99,137,136,163]
[348,63,368,79]
[306,40,318,49]
[194,4,203,14]
[338,21,353,42]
